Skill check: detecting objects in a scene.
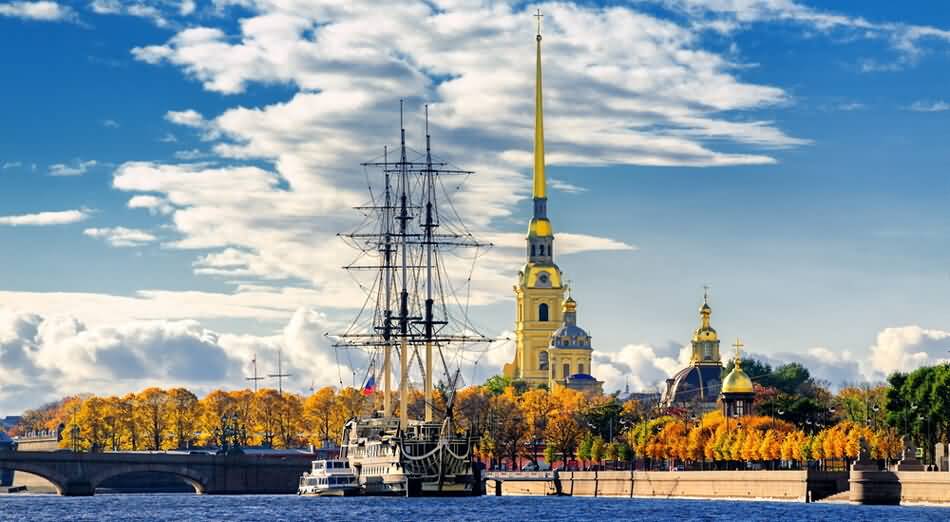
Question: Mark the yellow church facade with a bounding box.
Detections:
[502,24,602,395]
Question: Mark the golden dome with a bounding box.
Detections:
[722,337,753,393]
[722,365,754,394]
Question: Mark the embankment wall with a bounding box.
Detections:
[488,470,848,502]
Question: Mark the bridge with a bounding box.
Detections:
[0,450,313,496]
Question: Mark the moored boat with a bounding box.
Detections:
[298,459,359,497]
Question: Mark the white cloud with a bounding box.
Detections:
[0,209,88,226]
[83,226,158,247]
[127,194,175,215]
[0,306,358,414]
[2,161,22,169]
[101,118,120,128]
[0,1,74,21]
[868,326,950,379]
[49,159,97,176]
[89,0,171,27]
[594,342,690,394]
[159,132,178,143]
[173,148,204,160]
[549,178,588,194]
[907,100,950,112]
[648,0,950,62]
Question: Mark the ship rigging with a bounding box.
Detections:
[329,102,492,496]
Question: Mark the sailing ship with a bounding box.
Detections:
[331,103,491,497]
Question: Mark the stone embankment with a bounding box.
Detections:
[488,467,950,505]
[486,470,847,502]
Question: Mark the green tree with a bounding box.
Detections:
[590,436,606,465]
[483,375,512,396]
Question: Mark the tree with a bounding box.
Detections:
[166,388,200,449]
[590,436,606,466]
[491,390,526,468]
[136,388,170,450]
[483,375,512,396]
[546,411,582,468]
[253,389,282,448]
[77,397,108,452]
[577,433,593,465]
[118,393,139,450]
[276,393,304,448]
[199,390,235,448]
[303,387,337,446]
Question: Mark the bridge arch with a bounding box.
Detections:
[87,465,208,494]
[0,460,71,495]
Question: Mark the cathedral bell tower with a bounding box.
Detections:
[503,12,565,387]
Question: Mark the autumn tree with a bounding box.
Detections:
[303,387,337,446]
[199,390,235,448]
[136,388,170,450]
[167,388,200,449]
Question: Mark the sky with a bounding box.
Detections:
[2,0,950,415]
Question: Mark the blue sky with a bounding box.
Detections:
[2,0,950,414]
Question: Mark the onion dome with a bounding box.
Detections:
[722,338,754,394]
[551,294,591,349]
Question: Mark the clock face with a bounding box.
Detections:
[536,271,551,287]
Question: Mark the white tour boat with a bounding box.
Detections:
[298,459,359,496]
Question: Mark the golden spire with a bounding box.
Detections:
[732,338,744,365]
[533,8,545,199]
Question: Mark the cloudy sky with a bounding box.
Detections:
[2,0,950,415]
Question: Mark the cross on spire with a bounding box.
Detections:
[534,8,543,36]
[245,353,265,392]
[703,285,710,304]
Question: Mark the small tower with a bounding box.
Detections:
[548,294,602,395]
[721,338,755,418]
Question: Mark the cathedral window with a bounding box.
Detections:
[539,351,549,370]
[539,303,549,321]
[531,244,536,257]
[578,363,584,375]
[539,245,545,256]
[563,363,570,378]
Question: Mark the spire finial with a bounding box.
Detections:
[732,338,744,366]
[703,285,709,304]
[534,8,543,38]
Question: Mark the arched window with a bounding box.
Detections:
[531,244,536,257]
[538,303,549,321]
[563,363,571,378]
[539,245,545,256]
[578,363,584,375]
[539,351,549,371]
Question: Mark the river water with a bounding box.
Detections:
[1,495,948,521]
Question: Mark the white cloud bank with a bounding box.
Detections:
[0,1,74,21]
[0,209,88,226]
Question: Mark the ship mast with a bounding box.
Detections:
[382,145,393,419]
[398,100,411,431]
[423,105,435,423]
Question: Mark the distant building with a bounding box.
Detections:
[661,292,724,412]
[0,416,21,432]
